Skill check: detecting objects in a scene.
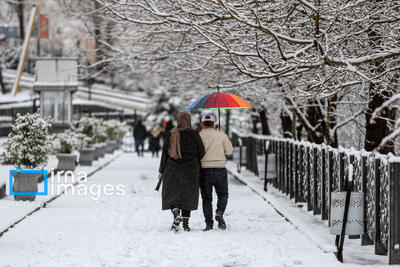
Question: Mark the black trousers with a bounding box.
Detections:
[200,168,229,225]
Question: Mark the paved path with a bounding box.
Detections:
[0,153,341,267]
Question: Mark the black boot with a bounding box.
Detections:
[182,218,191,232]
[203,222,213,231]
[215,211,226,230]
[171,209,181,232]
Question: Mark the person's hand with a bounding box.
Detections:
[158,173,163,180]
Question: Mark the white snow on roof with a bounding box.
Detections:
[0,90,34,104]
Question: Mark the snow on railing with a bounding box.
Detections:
[231,131,400,264]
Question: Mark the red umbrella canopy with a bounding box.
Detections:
[187,92,252,110]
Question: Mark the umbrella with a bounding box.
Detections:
[187,91,252,129]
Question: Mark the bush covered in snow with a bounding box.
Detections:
[74,117,107,144]
[51,130,82,154]
[1,112,51,169]
[74,133,91,150]
[103,120,130,141]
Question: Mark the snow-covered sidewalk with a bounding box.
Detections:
[0,151,122,237]
[226,161,390,266]
[0,153,346,267]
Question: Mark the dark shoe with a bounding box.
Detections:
[171,223,179,232]
[203,224,213,231]
[182,218,191,232]
[171,209,181,232]
[215,213,226,230]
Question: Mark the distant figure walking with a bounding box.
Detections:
[149,122,163,157]
[158,111,205,232]
[199,113,233,231]
[133,120,147,157]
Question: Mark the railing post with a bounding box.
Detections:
[298,144,305,202]
[294,144,300,203]
[253,138,258,176]
[273,140,278,188]
[339,151,346,192]
[327,149,333,226]
[389,160,400,264]
[289,142,294,199]
[272,140,279,188]
[313,147,320,215]
[321,148,328,220]
[361,154,374,246]
[279,140,284,192]
[348,154,360,239]
[375,157,387,255]
[263,139,268,192]
[283,141,288,194]
[306,146,312,211]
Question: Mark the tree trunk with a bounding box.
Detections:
[296,124,303,141]
[322,97,338,148]
[259,109,271,135]
[251,114,259,134]
[364,22,395,154]
[364,87,395,154]
[306,100,324,144]
[291,112,297,140]
[280,110,292,138]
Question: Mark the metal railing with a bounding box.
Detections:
[231,130,400,264]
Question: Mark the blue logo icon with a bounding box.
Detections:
[9,167,48,196]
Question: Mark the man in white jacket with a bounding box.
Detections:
[199,113,233,231]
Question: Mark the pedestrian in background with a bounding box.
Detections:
[149,122,163,157]
[199,113,233,231]
[133,120,147,157]
[158,111,205,232]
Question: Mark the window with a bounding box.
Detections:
[41,91,70,123]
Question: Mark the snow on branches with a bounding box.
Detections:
[1,111,51,169]
[64,0,400,151]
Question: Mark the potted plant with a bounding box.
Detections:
[52,131,78,171]
[93,119,108,158]
[107,120,129,151]
[75,133,94,166]
[104,120,121,153]
[116,121,129,149]
[74,117,101,160]
[1,112,51,201]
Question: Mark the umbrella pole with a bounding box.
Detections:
[218,108,221,131]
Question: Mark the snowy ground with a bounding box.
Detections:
[226,161,392,266]
[0,153,357,267]
[0,151,122,236]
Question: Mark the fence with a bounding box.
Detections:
[231,130,400,264]
[0,115,14,137]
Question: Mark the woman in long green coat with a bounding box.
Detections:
[158,111,205,232]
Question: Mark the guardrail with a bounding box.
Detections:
[231,130,400,264]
